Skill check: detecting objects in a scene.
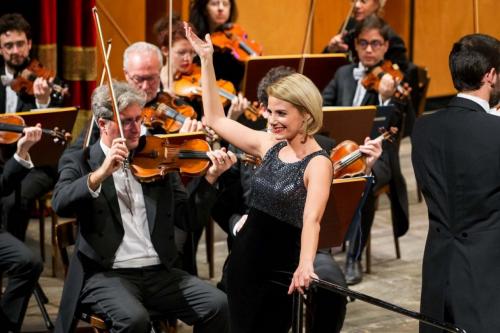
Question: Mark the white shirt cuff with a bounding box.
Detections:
[87,173,101,198]
[13,152,34,169]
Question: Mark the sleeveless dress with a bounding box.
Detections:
[226,141,329,333]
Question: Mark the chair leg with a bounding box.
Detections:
[33,283,54,330]
[38,198,46,262]
[365,234,371,274]
[205,219,215,279]
[51,210,58,277]
[394,233,401,259]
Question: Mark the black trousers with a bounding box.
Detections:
[80,265,228,333]
[0,231,43,332]
[1,167,56,240]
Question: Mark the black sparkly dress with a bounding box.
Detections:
[226,141,329,333]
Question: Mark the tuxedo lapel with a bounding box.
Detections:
[88,143,122,224]
[341,65,357,106]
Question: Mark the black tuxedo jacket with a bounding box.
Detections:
[322,63,409,237]
[52,140,218,333]
[412,97,500,333]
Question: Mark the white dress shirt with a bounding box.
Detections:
[88,140,161,268]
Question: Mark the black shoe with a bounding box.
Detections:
[345,259,363,285]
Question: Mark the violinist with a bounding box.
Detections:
[52,81,232,333]
[154,15,248,121]
[189,0,248,89]
[0,13,63,113]
[322,15,410,285]
[324,0,408,72]
[0,13,62,243]
[0,123,43,332]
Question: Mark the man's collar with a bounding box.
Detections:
[457,93,490,112]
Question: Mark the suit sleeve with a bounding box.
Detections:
[52,149,93,217]
[322,74,340,106]
[0,157,31,196]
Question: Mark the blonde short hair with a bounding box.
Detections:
[266,73,323,135]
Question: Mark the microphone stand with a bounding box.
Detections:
[291,277,467,333]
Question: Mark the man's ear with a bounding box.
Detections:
[485,68,497,86]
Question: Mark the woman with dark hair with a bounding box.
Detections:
[189,0,254,89]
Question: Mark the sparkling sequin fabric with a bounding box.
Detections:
[249,141,329,228]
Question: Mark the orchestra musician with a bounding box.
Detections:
[324,0,408,72]
[322,15,411,285]
[153,15,249,121]
[412,33,500,333]
[0,13,63,243]
[0,124,43,333]
[52,81,232,333]
[189,0,250,89]
[186,22,380,332]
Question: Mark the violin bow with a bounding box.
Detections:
[92,7,126,141]
[167,0,174,92]
[339,0,356,35]
[298,0,316,74]
[84,38,112,148]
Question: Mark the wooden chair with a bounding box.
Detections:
[55,220,177,333]
[35,191,59,277]
[365,185,401,274]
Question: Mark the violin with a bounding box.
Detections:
[362,60,410,100]
[330,127,397,179]
[7,58,69,104]
[130,135,261,182]
[0,114,72,145]
[173,65,262,121]
[142,92,197,133]
[210,23,263,62]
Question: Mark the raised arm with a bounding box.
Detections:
[184,23,271,158]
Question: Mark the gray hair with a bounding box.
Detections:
[123,41,163,70]
[91,81,146,120]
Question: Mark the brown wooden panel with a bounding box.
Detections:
[95,0,145,81]
[236,0,310,55]
[312,0,351,53]
[413,0,474,97]
[477,0,500,38]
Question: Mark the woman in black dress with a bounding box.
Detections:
[186,24,380,332]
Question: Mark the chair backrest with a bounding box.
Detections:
[54,220,77,278]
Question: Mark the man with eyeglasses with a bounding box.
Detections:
[322,15,411,285]
[0,13,65,247]
[53,81,232,333]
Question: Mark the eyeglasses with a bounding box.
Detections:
[1,40,27,51]
[356,39,385,50]
[128,73,160,85]
[121,116,144,129]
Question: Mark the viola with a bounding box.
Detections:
[142,92,197,133]
[0,114,72,145]
[362,60,410,100]
[330,127,397,179]
[210,23,263,62]
[173,65,262,121]
[130,135,261,182]
[7,58,69,104]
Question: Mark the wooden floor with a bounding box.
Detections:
[19,136,430,332]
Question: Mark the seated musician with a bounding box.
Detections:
[324,0,408,71]
[52,81,232,333]
[212,66,381,333]
[153,15,248,121]
[189,0,256,89]
[0,13,64,244]
[322,15,410,285]
[0,124,44,333]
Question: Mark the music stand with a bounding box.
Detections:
[318,177,368,249]
[321,106,376,144]
[16,107,79,168]
[241,54,348,101]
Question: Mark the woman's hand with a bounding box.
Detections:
[288,260,318,295]
[184,22,214,60]
[227,93,249,120]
